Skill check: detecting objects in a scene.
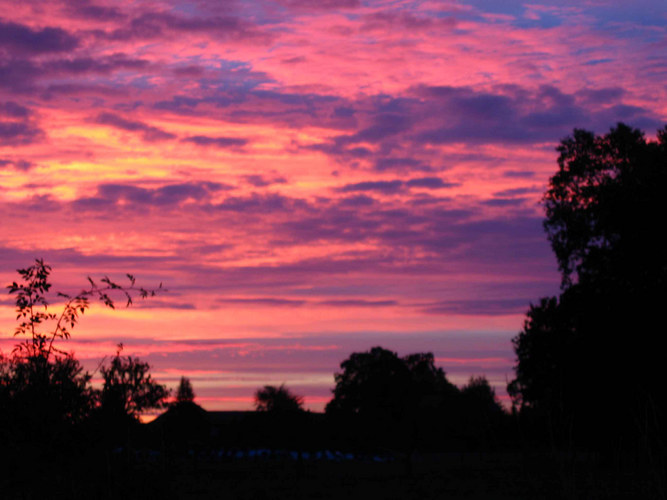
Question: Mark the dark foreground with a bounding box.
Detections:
[1,449,661,500]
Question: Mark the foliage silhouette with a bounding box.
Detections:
[99,344,169,422]
[0,260,167,498]
[7,258,162,361]
[175,375,195,404]
[326,347,458,419]
[323,346,504,451]
[254,383,304,413]
[1,261,165,432]
[509,123,667,453]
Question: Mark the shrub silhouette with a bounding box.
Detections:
[0,260,166,496]
[1,260,165,431]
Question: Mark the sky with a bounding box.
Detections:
[0,0,665,412]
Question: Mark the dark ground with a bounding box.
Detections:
[2,449,660,500]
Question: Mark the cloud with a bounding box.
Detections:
[1,101,31,118]
[217,297,306,307]
[0,19,79,54]
[64,1,127,21]
[47,54,149,75]
[0,102,41,145]
[0,158,35,170]
[317,299,397,307]
[0,54,149,92]
[338,195,375,207]
[74,181,231,210]
[481,197,528,207]
[493,187,539,197]
[95,112,175,142]
[337,180,404,194]
[99,11,273,44]
[0,120,43,145]
[215,193,310,213]
[243,174,287,187]
[336,177,456,194]
[183,135,248,148]
[276,0,360,11]
[374,157,431,172]
[503,170,536,179]
[421,298,531,316]
[406,177,458,189]
[360,11,457,32]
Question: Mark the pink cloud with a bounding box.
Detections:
[0,0,665,413]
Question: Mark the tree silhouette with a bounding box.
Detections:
[462,376,503,415]
[254,384,304,413]
[509,123,667,450]
[175,376,195,404]
[7,259,162,361]
[99,344,169,422]
[1,260,165,497]
[1,260,164,433]
[326,347,458,418]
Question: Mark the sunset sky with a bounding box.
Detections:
[1,0,665,411]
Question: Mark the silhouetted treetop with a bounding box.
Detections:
[545,123,667,287]
[254,384,304,413]
[100,345,169,421]
[326,346,458,418]
[509,123,667,450]
[176,376,195,404]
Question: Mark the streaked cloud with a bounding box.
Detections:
[0,0,664,411]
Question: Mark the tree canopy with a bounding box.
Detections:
[509,123,667,448]
[175,376,195,404]
[254,384,304,413]
[326,346,459,419]
[99,345,169,421]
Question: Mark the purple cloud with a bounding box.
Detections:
[1,101,31,118]
[65,1,127,20]
[318,299,397,307]
[406,177,458,189]
[95,112,175,142]
[277,0,360,11]
[243,174,287,187]
[0,121,43,145]
[74,181,230,210]
[183,135,248,148]
[0,158,35,170]
[217,297,306,307]
[421,298,531,316]
[99,11,272,44]
[0,19,79,54]
[337,180,404,194]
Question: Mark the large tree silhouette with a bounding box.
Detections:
[326,347,466,449]
[509,123,667,450]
